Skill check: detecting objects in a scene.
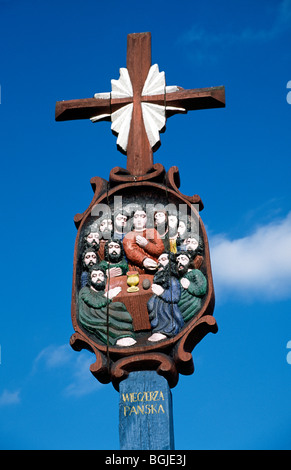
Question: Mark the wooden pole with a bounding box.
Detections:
[119,371,175,450]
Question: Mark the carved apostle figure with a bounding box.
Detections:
[168,211,179,254]
[176,252,207,322]
[122,208,164,273]
[176,217,187,243]
[78,266,136,347]
[180,236,198,253]
[178,235,204,269]
[99,239,129,278]
[80,246,99,288]
[98,215,113,260]
[99,216,113,239]
[113,209,129,241]
[154,210,168,240]
[147,253,184,342]
[82,226,100,251]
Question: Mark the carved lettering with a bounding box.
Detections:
[123,403,165,416]
[122,390,165,403]
[122,389,166,416]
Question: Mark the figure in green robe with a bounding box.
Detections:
[78,265,136,347]
[99,239,128,278]
[176,252,207,322]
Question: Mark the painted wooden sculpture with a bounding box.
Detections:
[56,32,224,391]
[55,34,224,447]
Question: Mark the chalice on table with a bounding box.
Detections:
[126,271,140,292]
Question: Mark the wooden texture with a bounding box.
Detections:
[125,33,153,175]
[108,274,153,331]
[58,32,223,391]
[69,171,217,390]
[119,371,175,450]
[55,32,225,177]
[55,87,225,121]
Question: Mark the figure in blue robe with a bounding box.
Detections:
[147,253,184,339]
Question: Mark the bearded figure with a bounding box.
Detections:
[82,227,100,251]
[178,235,204,269]
[122,209,164,273]
[78,266,136,347]
[147,253,184,342]
[176,252,207,322]
[80,246,99,288]
[99,239,128,278]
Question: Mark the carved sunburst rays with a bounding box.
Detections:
[111,67,133,98]
[111,103,133,152]
[91,64,185,152]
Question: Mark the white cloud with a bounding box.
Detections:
[0,389,21,406]
[64,353,103,398]
[33,344,72,369]
[33,344,102,398]
[210,211,291,301]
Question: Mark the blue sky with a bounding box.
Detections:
[0,0,291,450]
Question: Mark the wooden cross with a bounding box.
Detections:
[55,32,225,176]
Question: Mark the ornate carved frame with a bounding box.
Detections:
[70,165,217,391]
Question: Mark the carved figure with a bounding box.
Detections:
[78,266,136,347]
[122,208,164,273]
[82,226,100,250]
[179,235,204,269]
[168,211,179,254]
[154,209,179,254]
[147,253,184,342]
[98,215,113,260]
[113,209,129,241]
[99,239,128,278]
[176,252,207,322]
[57,32,222,387]
[99,216,113,238]
[177,218,187,243]
[80,246,99,288]
[180,236,199,253]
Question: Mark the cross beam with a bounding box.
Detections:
[55,87,225,123]
[55,32,225,176]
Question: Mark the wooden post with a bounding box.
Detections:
[119,371,175,450]
[57,32,223,450]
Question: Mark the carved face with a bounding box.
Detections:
[108,241,121,256]
[168,215,178,229]
[154,211,166,225]
[84,251,97,266]
[177,220,187,238]
[158,253,169,267]
[184,237,198,252]
[86,232,100,246]
[91,270,105,283]
[99,218,113,233]
[115,213,127,230]
[90,269,106,290]
[176,254,190,273]
[133,210,147,230]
